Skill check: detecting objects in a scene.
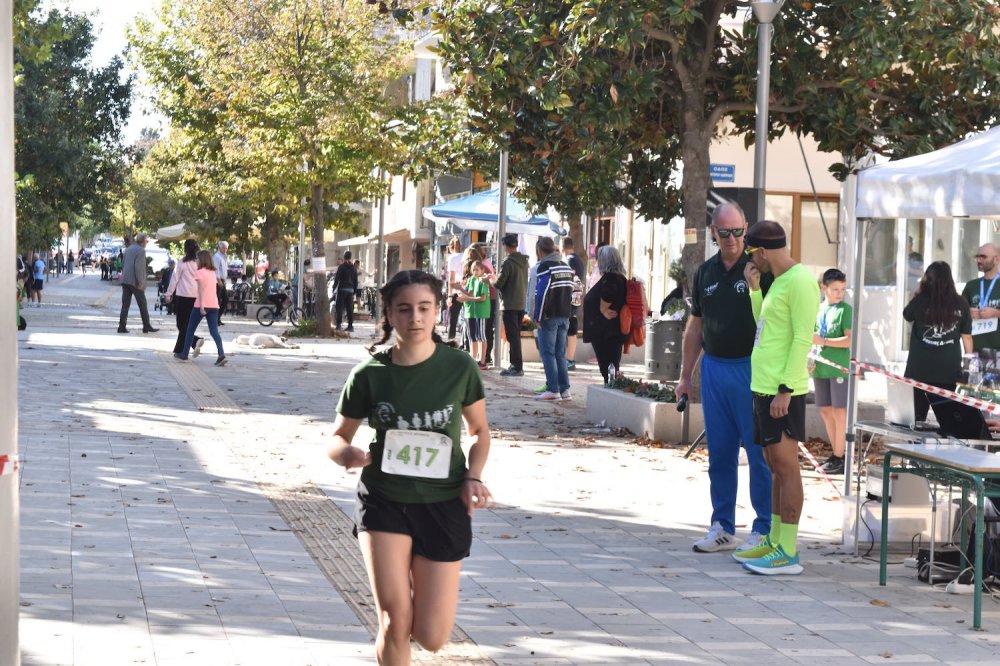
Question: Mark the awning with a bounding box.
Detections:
[856,125,1000,219]
[422,188,566,237]
[337,235,369,247]
[155,223,186,241]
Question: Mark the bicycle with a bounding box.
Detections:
[256,289,305,327]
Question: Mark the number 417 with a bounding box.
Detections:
[394,445,439,467]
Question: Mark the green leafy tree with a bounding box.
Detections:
[424,0,1000,286]
[132,0,420,335]
[14,6,133,251]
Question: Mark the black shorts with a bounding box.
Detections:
[32,278,43,291]
[752,393,807,446]
[567,315,578,337]
[353,482,472,562]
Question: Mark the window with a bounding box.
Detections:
[863,219,897,287]
[764,192,839,280]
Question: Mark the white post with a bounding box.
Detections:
[1,1,21,663]
[493,150,508,369]
[751,0,785,221]
[297,210,305,312]
[375,169,386,318]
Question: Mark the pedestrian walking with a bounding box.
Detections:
[176,250,226,366]
[165,240,203,356]
[55,250,64,276]
[66,250,75,274]
[582,245,629,384]
[677,202,773,555]
[491,234,529,376]
[30,253,45,307]
[212,241,229,325]
[332,250,359,331]
[739,220,820,575]
[327,269,492,665]
[117,234,158,334]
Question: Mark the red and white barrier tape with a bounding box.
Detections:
[808,349,1000,416]
[796,442,841,498]
[0,454,19,477]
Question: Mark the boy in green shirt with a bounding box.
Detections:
[812,269,853,475]
[459,260,490,369]
[740,221,820,576]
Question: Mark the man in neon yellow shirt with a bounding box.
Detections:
[739,221,820,575]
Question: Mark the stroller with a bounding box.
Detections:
[154,281,172,314]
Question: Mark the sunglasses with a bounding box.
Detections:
[744,246,762,255]
[715,228,745,239]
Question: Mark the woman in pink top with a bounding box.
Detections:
[177,250,226,366]
[166,239,203,356]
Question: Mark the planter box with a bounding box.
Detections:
[517,332,645,366]
[586,385,703,442]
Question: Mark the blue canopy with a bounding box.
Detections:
[423,188,565,236]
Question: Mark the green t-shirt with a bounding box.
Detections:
[463,276,490,320]
[813,300,853,379]
[750,264,821,395]
[337,344,485,503]
[960,277,1000,351]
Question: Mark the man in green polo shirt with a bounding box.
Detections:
[741,220,820,575]
[961,243,1000,352]
[678,202,773,555]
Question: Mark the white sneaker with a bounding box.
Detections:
[693,521,740,553]
[559,391,572,401]
[534,391,560,401]
[192,338,206,358]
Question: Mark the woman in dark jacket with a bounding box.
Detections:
[902,261,972,421]
[583,245,629,384]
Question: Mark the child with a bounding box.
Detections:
[459,260,490,369]
[812,268,853,475]
[327,269,492,664]
[176,250,226,366]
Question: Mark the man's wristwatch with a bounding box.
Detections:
[778,384,794,395]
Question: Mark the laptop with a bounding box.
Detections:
[886,380,919,429]
[929,397,994,440]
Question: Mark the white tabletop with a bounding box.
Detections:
[886,443,1000,474]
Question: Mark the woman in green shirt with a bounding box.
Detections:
[812,269,852,475]
[328,270,493,664]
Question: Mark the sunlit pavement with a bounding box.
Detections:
[15,272,1000,665]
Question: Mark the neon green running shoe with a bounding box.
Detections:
[732,533,774,561]
[741,544,803,575]
[533,384,549,393]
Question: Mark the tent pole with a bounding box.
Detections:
[494,150,508,370]
[846,216,868,554]
[375,168,386,318]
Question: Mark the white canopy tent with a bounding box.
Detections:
[845,126,1000,534]
[155,223,187,242]
[856,126,1000,219]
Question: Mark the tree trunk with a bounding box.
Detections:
[566,213,585,275]
[262,213,287,281]
[311,181,332,337]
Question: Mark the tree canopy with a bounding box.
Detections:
[426,0,1000,282]
[14,4,133,251]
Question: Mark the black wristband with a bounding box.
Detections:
[778,384,794,394]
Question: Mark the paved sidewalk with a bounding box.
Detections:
[15,272,1000,665]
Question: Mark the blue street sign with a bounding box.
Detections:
[710,164,736,182]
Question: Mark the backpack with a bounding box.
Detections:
[620,277,647,353]
[570,273,584,308]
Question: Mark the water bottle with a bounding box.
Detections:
[967,354,982,387]
[607,364,616,385]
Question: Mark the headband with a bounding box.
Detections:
[745,234,786,250]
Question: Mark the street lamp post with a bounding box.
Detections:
[751,0,785,223]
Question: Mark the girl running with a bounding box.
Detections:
[328,269,492,664]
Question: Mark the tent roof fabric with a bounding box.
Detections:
[155,223,186,241]
[856,126,1000,219]
[423,188,565,237]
